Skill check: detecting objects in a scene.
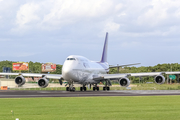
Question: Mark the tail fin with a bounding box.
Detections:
[100,32,108,63]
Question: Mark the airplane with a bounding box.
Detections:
[0,33,167,91]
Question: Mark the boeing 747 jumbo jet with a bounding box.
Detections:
[0,33,170,91]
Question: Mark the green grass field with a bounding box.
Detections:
[1,96,180,120]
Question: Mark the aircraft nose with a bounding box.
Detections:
[63,67,71,74]
[62,66,73,80]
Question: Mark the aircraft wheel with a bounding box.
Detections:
[97,87,99,91]
[66,87,69,91]
[73,87,76,92]
[107,87,110,91]
[84,87,86,91]
[93,87,95,91]
[80,87,83,91]
[103,87,106,91]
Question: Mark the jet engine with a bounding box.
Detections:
[154,75,165,84]
[38,78,49,88]
[119,77,130,87]
[15,76,25,86]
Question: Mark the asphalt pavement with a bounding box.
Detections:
[0,90,180,98]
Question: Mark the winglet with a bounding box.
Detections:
[100,32,108,63]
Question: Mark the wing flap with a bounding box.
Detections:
[129,72,164,77]
[165,72,180,74]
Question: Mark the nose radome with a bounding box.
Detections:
[62,59,78,80]
[62,65,72,74]
[63,67,71,74]
[62,65,74,80]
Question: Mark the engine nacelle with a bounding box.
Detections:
[15,76,26,86]
[154,75,165,84]
[38,78,49,88]
[119,77,130,87]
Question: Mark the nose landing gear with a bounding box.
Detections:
[66,87,75,91]
[66,82,75,92]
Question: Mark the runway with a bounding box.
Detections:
[1,90,180,98]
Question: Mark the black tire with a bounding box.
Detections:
[93,87,95,91]
[103,87,106,91]
[66,87,69,91]
[80,87,83,91]
[107,87,110,91]
[97,87,99,91]
[73,87,76,92]
[84,87,86,91]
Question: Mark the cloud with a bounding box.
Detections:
[42,0,113,23]
[11,0,114,32]
[16,3,40,26]
[103,20,120,33]
[11,2,41,33]
[1,0,180,65]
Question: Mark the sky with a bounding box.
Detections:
[0,0,180,66]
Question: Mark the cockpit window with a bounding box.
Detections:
[67,58,76,60]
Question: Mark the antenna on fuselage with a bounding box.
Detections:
[100,32,108,63]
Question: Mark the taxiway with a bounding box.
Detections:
[0,90,180,98]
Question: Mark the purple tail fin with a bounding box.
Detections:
[100,32,108,63]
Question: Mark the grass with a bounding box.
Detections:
[0,96,180,120]
[130,83,180,90]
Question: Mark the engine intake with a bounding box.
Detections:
[15,76,25,86]
[119,77,130,87]
[154,75,165,84]
[38,78,49,88]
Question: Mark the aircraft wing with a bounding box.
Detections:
[165,72,180,75]
[93,72,164,81]
[0,73,63,79]
[129,72,164,77]
[93,72,165,87]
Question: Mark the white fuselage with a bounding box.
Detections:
[62,55,109,84]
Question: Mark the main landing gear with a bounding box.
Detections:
[103,80,111,91]
[80,87,86,91]
[80,84,87,91]
[80,84,99,91]
[103,86,110,91]
[93,84,99,91]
